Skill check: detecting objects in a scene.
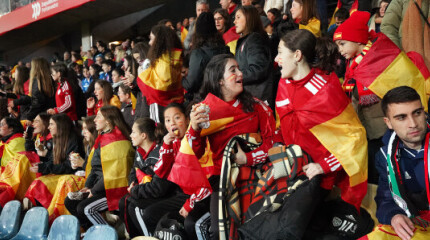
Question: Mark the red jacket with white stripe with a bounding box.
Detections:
[54,80,77,121]
[276,69,342,175]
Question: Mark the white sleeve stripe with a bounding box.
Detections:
[57,95,72,113]
[330,163,341,171]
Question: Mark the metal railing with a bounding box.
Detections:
[0,0,37,17]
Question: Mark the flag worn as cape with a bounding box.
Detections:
[276,71,368,187]
[167,93,264,195]
[0,133,25,169]
[223,27,240,55]
[0,151,38,207]
[329,0,358,26]
[137,49,184,107]
[87,127,134,211]
[352,33,428,111]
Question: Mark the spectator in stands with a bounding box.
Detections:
[369,0,391,33]
[327,7,349,38]
[242,0,253,6]
[64,106,134,230]
[71,53,83,66]
[131,42,150,75]
[21,57,55,121]
[7,65,30,120]
[86,80,121,116]
[111,68,124,95]
[234,5,273,106]
[23,113,84,210]
[118,117,172,238]
[100,60,114,83]
[158,19,175,30]
[290,0,321,37]
[275,29,368,237]
[95,54,104,67]
[81,66,93,93]
[117,83,135,128]
[214,8,232,34]
[184,0,210,49]
[374,86,429,240]
[46,63,78,121]
[63,51,72,66]
[97,41,110,57]
[220,0,239,21]
[136,25,183,123]
[381,0,430,69]
[182,12,230,102]
[0,117,25,168]
[114,46,126,68]
[178,54,276,239]
[24,112,52,155]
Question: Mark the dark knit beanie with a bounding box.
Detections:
[195,12,217,36]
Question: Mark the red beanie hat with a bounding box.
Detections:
[333,11,371,44]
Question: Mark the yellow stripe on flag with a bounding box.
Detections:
[227,40,237,55]
[0,137,25,167]
[369,52,428,111]
[201,117,234,136]
[101,140,134,190]
[310,103,368,186]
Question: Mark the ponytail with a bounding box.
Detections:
[134,117,167,144]
[280,29,339,74]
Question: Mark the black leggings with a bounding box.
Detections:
[64,193,108,230]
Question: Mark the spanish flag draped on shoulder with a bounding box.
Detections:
[0,133,25,170]
[276,70,368,208]
[223,27,240,55]
[136,49,184,107]
[348,33,428,111]
[87,127,134,210]
[167,93,264,195]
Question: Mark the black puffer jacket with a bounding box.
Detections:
[182,44,230,101]
[235,32,273,106]
[129,145,175,199]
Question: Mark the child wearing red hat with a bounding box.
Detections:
[333,11,387,142]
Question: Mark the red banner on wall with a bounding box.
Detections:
[0,0,94,36]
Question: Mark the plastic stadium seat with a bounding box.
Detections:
[10,207,48,240]
[83,225,118,240]
[0,201,21,240]
[47,215,80,240]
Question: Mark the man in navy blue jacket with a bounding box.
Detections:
[375,86,429,240]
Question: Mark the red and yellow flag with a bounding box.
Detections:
[276,71,368,209]
[0,151,38,207]
[223,27,240,55]
[180,26,188,44]
[137,49,184,107]
[87,127,134,211]
[352,33,428,111]
[359,224,430,240]
[0,133,25,169]
[329,0,358,26]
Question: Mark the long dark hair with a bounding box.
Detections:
[134,117,167,144]
[214,8,232,33]
[236,6,266,36]
[123,55,138,77]
[37,112,51,138]
[147,25,183,66]
[196,54,255,112]
[95,80,114,106]
[2,117,24,135]
[82,115,97,153]
[51,114,76,164]
[89,64,101,80]
[191,12,226,50]
[99,105,131,140]
[281,29,338,73]
[13,66,29,95]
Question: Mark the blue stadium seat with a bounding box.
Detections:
[0,201,21,240]
[47,215,80,240]
[10,207,48,240]
[83,225,118,240]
